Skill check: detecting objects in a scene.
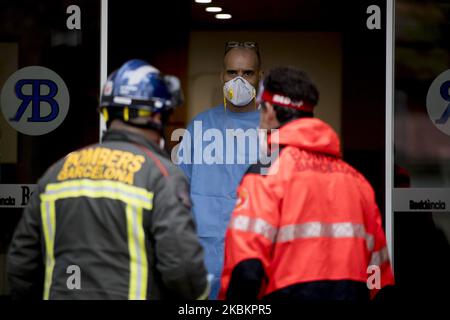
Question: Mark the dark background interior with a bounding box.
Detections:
[0,0,389,297]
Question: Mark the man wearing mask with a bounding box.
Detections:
[178,41,263,299]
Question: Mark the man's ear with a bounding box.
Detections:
[265,102,274,115]
[265,102,279,126]
[151,112,162,124]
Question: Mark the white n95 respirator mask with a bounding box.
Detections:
[223,76,256,107]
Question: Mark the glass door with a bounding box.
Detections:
[0,0,102,297]
[393,0,450,298]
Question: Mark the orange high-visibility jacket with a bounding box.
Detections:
[219,118,394,301]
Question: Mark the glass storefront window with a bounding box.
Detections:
[0,0,101,296]
[393,0,450,298]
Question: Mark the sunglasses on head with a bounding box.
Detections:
[224,41,259,54]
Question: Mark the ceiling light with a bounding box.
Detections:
[195,0,212,3]
[206,7,222,13]
[215,13,232,19]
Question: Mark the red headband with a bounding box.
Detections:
[261,91,314,112]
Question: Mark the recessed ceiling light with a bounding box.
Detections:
[206,7,222,13]
[215,13,232,19]
[195,0,212,3]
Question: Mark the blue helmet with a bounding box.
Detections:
[100,59,183,126]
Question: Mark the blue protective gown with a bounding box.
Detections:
[178,104,260,299]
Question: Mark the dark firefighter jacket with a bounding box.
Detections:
[7,129,209,300]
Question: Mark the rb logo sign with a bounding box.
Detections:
[427,69,450,136]
[1,66,69,135]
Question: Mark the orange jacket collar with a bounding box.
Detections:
[268,118,341,158]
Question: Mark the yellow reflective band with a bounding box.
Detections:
[136,206,148,300]
[102,108,109,122]
[40,199,56,300]
[137,110,152,117]
[127,205,137,300]
[46,179,152,198]
[42,190,150,210]
[196,280,210,300]
[124,106,129,121]
[126,205,148,300]
[43,180,153,210]
[39,180,152,300]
